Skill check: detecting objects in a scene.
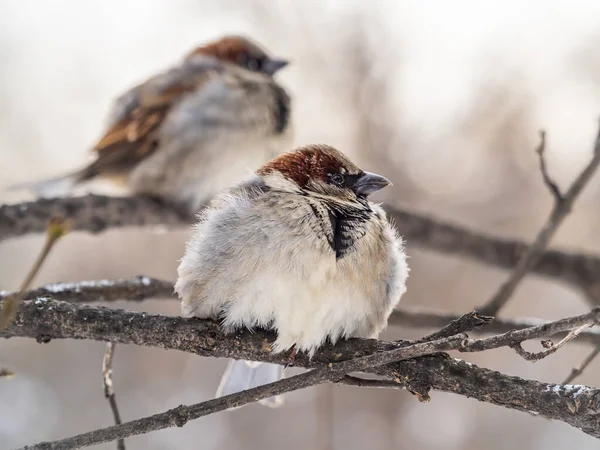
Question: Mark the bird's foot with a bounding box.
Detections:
[284,346,297,369]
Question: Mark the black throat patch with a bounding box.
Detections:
[271,83,290,134]
[324,200,373,259]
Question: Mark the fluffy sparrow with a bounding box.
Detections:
[175,144,409,406]
[19,35,294,213]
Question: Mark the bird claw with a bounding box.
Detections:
[284,346,297,369]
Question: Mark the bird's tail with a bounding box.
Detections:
[5,169,89,198]
[216,359,284,408]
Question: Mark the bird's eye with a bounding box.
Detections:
[330,173,345,186]
[247,58,261,71]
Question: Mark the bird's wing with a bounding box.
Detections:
[78,63,219,181]
[382,214,409,308]
[176,178,273,317]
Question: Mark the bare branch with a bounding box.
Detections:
[536,130,563,202]
[0,195,191,241]
[458,309,600,353]
[418,311,493,342]
[4,277,600,346]
[389,307,600,345]
[102,342,125,450]
[510,323,595,361]
[479,126,600,315]
[563,345,600,384]
[4,197,600,303]
[0,276,176,304]
[4,299,600,443]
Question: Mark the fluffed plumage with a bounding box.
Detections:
[175,144,409,407]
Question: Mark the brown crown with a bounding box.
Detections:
[257,144,360,188]
[185,36,266,63]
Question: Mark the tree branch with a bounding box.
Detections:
[3,277,600,346]
[417,311,493,342]
[509,323,594,362]
[458,308,599,353]
[4,299,600,445]
[0,276,175,304]
[536,130,564,202]
[19,332,471,450]
[4,196,600,303]
[0,195,190,241]
[388,308,600,345]
[478,126,600,315]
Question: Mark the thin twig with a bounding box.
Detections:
[536,130,563,202]
[509,323,594,361]
[0,217,69,328]
[389,307,600,345]
[562,345,600,384]
[479,125,600,315]
[103,342,125,450]
[418,311,494,342]
[458,309,600,353]
[509,323,594,362]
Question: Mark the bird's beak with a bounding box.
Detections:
[263,58,289,75]
[353,171,391,197]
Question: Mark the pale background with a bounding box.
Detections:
[1,0,600,449]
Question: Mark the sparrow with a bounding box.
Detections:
[175,144,409,407]
[17,35,294,213]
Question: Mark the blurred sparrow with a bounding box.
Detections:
[19,35,293,213]
[175,144,409,407]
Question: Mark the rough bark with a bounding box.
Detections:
[4,299,600,442]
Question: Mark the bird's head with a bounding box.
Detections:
[257,144,391,203]
[186,35,289,76]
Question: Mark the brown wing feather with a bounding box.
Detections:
[78,73,210,182]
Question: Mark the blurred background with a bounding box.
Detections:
[2,0,600,448]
